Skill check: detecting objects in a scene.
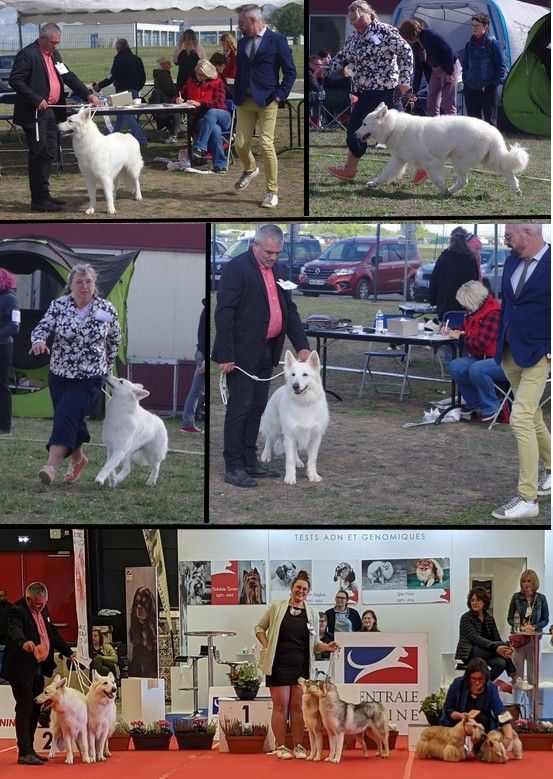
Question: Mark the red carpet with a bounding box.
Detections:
[1,737,551,778]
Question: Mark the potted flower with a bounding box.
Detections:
[513,719,553,750]
[109,720,131,751]
[130,720,173,750]
[420,689,446,725]
[227,662,262,700]
[174,718,216,750]
[220,717,268,753]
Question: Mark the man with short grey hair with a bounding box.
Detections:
[212,224,310,487]
[9,23,100,212]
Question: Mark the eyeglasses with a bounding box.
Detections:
[504,233,513,240]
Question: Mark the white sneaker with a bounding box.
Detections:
[375,142,387,149]
[276,745,293,760]
[260,192,278,208]
[164,136,177,143]
[491,495,539,519]
[234,167,259,189]
[513,677,533,691]
[537,471,551,496]
[293,744,307,759]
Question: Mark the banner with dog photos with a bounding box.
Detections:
[180,560,267,606]
[361,558,451,604]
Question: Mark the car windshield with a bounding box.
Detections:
[319,241,374,261]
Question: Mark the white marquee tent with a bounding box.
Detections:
[390,0,548,69]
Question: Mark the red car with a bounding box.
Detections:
[298,236,422,299]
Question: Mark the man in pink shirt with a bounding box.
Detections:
[9,23,100,212]
[213,224,311,487]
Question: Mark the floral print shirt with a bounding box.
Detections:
[322,20,413,93]
[31,295,121,379]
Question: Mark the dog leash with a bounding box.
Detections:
[67,657,92,694]
[219,366,285,406]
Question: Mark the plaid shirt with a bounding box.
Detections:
[463,294,501,358]
[179,76,227,111]
[322,20,413,93]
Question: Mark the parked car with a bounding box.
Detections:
[297,236,421,299]
[211,235,321,290]
[211,239,226,258]
[0,54,16,91]
[413,248,510,302]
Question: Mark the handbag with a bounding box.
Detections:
[510,634,531,648]
[305,314,352,330]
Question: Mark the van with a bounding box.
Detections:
[298,236,421,299]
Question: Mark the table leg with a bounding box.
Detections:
[276,101,301,156]
[532,635,540,720]
[187,112,193,161]
[317,335,342,402]
[207,636,214,690]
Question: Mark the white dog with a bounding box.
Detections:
[366,560,394,585]
[260,350,329,485]
[86,672,117,762]
[355,103,529,195]
[95,376,168,487]
[57,105,143,215]
[35,675,90,765]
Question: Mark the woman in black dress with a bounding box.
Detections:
[174,29,206,90]
[255,570,338,760]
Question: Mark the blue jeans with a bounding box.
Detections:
[181,350,205,427]
[448,355,507,415]
[113,89,147,145]
[194,108,231,170]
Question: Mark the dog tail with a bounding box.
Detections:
[486,137,529,175]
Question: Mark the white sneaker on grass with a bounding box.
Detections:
[260,192,278,208]
[491,495,539,519]
[235,167,259,189]
[537,471,551,496]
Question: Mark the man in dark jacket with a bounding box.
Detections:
[181,299,205,434]
[492,224,551,520]
[212,224,310,487]
[93,38,147,145]
[1,582,75,765]
[9,22,100,212]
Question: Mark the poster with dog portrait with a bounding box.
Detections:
[210,560,267,605]
[125,566,159,679]
[269,560,311,599]
[362,558,450,604]
[310,560,361,606]
[180,561,211,606]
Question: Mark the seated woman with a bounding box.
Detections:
[440,658,516,744]
[177,59,229,174]
[445,280,508,423]
[456,586,532,691]
[151,56,181,143]
[90,628,118,678]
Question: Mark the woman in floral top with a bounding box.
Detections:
[30,263,121,486]
[319,1,413,181]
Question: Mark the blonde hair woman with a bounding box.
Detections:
[219,32,237,79]
[174,28,206,89]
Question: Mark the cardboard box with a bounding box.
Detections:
[387,317,418,336]
[108,91,133,106]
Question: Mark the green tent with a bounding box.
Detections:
[502,13,551,136]
[0,236,139,417]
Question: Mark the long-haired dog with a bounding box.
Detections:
[479,729,523,763]
[128,585,157,675]
[35,675,90,764]
[416,715,484,761]
[271,561,297,590]
[334,562,358,596]
[85,672,117,762]
[365,560,394,585]
[183,562,208,605]
[298,678,327,761]
[415,559,444,587]
[239,568,263,604]
[312,679,389,763]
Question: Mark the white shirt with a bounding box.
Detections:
[510,242,549,294]
[247,26,267,59]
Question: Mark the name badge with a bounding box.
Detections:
[12,309,21,324]
[55,62,69,75]
[94,309,113,323]
[371,35,381,44]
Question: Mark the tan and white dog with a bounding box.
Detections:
[86,672,117,762]
[298,678,327,761]
[479,729,523,763]
[416,715,484,761]
[35,675,90,765]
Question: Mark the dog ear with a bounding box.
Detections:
[284,349,294,368]
[376,102,388,119]
[307,349,320,371]
[58,677,68,688]
[133,387,150,400]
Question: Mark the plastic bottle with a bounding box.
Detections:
[513,610,521,633]
[375,309,384,332]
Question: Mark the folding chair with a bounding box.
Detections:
[223,98,236,166]
[487,381,513,429]
[319,74,353,131]
[358,314,413,401]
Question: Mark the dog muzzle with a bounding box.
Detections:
[292,383,308,395]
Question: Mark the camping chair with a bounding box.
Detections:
[487,381,513,430]
[223,99,236,166]
[319,74,353,131]
[358,314,413,401]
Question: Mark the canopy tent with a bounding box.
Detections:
[390,0,548,70]
[0,0,303,25]
[502,13,550,136]
[0,236,138,417]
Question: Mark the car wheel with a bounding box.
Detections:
[354,279,371,299]
[302,291,320,297]
[406,279,415,301]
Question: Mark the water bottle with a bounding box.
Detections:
[375,309,384,332]
[513,610,521,633]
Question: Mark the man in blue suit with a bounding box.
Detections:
[492,224,551,520]
[233,4,297,209]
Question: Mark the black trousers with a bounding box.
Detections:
[0,342,13,433]
[23,108,59,203]
[10,674,45,756]
[469,644,516,681]
[223,342,274,470]
[463,84,499,126]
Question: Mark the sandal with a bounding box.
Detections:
[38,465,56,485]
[63,454,89,483]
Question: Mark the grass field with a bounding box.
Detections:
[308,127,551,218]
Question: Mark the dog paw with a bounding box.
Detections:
[260,452,271,463]
[366,179,378,187]
[95,477,105,486]
[97,756,106,762]
[295,458,304,468]
[65,757,74,765]
[515,189,522,196]
[82,757,91,764]
[85,207,95,215]
[107,208,117,215]
[135,194,143,202]
[307,472,322,482]
[283,474,297,485]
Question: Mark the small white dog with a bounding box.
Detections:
[365,560,394,584]
[95,376,168,487]
[260,350,329,485]
[57,105,143,215]
[86,672,117,762]
[35,675,90,765]
[355,102,529,195]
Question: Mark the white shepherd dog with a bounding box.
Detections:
[95,376,168,487]
[86,672,117,762]
[355,102,529,195]
[260,350,329,486]
[35,675,90,765]
[57,105,143,215]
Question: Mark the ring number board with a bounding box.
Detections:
[217,699,275,752]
